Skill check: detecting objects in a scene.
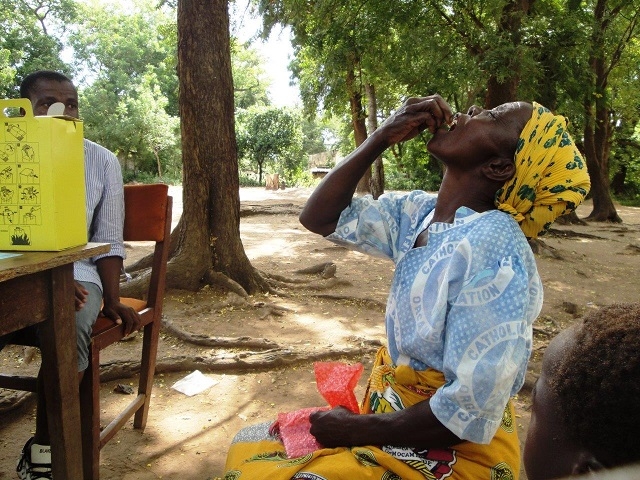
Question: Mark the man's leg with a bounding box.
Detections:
[18,281,102,479]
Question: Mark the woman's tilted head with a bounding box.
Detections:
[495,103,591,238]
[427,101,532,172]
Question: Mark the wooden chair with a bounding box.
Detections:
[81,183,172,479]
[0,183,172,480]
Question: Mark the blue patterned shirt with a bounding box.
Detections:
[327,191,542,444]
[73,139,125,291]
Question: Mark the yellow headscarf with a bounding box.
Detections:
[495,102,591,239]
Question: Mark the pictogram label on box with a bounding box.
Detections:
[0,98,87,250]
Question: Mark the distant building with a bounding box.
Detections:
[308,151,338,179]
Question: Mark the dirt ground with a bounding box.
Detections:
[1,186,639,480]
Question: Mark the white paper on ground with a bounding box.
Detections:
[171,370,218,396]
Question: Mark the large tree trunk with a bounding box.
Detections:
[346,64,371,195]
[484,0,526,108]
[610,164,627,196]
[582,0,621,223]
[366,83,384,199]
[485,76,518,109]
[172,0,268,293]
[582,106,620,222]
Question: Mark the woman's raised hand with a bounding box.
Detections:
[379,95,453,146]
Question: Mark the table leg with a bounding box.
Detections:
[38,263,83,478]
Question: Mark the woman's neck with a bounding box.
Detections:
[432,170,497,224]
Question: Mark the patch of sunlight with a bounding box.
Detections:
[543,280,595,294]
[241,223,308,260]
[545,280,574,293]
[241,223,304,237]
[293,312,378,340]
[243,236,302,259]
[344,247,391,263]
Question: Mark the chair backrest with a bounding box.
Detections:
[122,183,172,309]
[82,184,173,479]
[123,183,171,242]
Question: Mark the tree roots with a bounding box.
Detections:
[0,390,33,414]
[0,340,382,414]
[0,261,383,413]
[162,318,280,349]
[98,343,381,384]
[528,239,565,260]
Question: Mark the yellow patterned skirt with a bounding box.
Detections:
[223,347,520,480]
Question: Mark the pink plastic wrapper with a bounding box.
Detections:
[271,361,364,458]
[314,361,363,413]
[275,406,329,457]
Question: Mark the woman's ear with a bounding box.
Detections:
[571,451,606,475]
[481,157,515,183]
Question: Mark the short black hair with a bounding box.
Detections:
[550,303,640,466]
[20,70,74,99]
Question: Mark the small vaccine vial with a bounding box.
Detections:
[447,113,459,130]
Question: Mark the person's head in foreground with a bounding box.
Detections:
[425,99,590,239]
[20,70,79,118]
[524,303,640,479]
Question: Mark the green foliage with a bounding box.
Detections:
[610,119,640,205]
[236,106,304,184]
[1,0,312,187]
[82,72,182,181]
[0,49,14,88]
[0,0,77,97]
[257,0,640,198]
[261,0,409,118]
[383,134,443,192]
[607,33,640,200]
[231,39,270,109]
[239,172,262,187]
[300,116,328,155]
[288,168,318,188]
[69,1,180,182]
[122,168,180,186]
[3,0,639,199]
[70,0,177,109]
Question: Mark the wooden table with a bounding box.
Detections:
[0,243,110,479]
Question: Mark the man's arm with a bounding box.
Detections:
[86,141,141,335]
[96,256,140,336]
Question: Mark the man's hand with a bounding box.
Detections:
[379,95,454,146]
[101,301,142,337]
[74,281,89,311]
[96,256,141,336]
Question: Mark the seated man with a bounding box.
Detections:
[524,303,640,479]
[0,70,141,480]
[223,96,590,479]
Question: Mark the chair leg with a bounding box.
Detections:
[81,344,101,480]
[133,317,161,429]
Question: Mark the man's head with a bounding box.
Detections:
[20,71,79,118]
[524,303,640,479]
